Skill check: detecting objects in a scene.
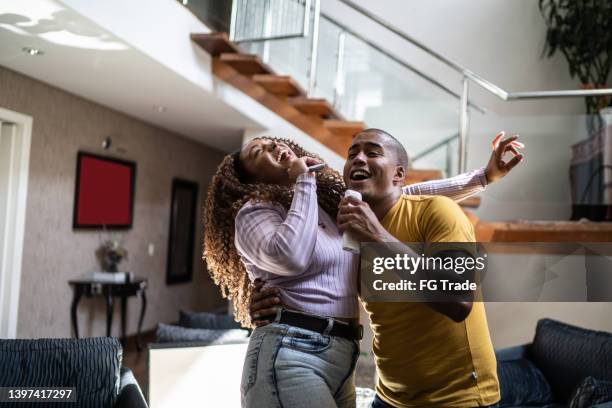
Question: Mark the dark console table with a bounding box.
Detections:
[69,279,147,350]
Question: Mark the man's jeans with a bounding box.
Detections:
[240,323,359,408]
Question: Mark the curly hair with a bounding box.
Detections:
[203,137,347,327]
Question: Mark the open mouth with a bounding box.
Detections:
[349,169,371,181]
[276,149,292,163]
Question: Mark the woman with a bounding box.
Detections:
[204,134,522,407]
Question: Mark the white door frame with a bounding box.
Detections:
[0,107,32,338]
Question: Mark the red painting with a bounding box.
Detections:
[73,152,136,229]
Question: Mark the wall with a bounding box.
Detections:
[0,66,227,338]
[487,302,612,349]
[322,0,585,116]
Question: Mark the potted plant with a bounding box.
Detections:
[96,235,128,272]
[538,0,612,115]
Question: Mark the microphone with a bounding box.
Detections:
[307,163,326,172]
[342,189,362,253]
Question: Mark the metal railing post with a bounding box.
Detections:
[333,31,346,109]
[261,0,272,63]
[458,76,470,173]
[445,141,452,178]
[307,0,321,96]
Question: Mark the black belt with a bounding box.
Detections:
[277,309,363,341]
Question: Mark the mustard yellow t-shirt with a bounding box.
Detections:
[362,195,500,407]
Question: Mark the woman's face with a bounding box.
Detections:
[239,138,297,185]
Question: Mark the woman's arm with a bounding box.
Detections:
[403,167,487,202]
[235,173,318,276]
[403,132,525,202]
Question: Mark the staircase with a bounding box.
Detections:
[191,32,468,192]
[192,33,364,157]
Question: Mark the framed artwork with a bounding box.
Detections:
[73,152,136,229]
[166,178,199,284]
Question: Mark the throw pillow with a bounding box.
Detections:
[497,358,555,407]
[156,323,248,344]
[178,310,242,330]
[569,376,612,408]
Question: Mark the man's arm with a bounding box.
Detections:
[403,132,524,202]
[248,280,282,327]
[338,196,477,322]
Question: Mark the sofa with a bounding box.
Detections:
[496,319,612,408]
[0,337,147,408]
[154,310,249,345]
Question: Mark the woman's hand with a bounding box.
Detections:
[287,156,321,182]
[485,131,525,184]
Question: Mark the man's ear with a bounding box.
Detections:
[393,165,406,185]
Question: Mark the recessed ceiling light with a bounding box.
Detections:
[22,47,44,56]
[182,0,188,4]
[154,105,167,113]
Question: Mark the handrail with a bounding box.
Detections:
[320,12,486,113]
[337,0,612,101]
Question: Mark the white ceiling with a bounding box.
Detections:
[0,0,260,152]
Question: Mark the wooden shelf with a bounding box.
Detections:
[476,221,612,242]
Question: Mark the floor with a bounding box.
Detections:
[121,330,155,397]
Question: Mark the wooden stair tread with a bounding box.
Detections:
[212,57,347,156]
[405,169,443,184]
[290,97,341,119]
[219,53,274,76]
[195,32,360,158]
[459,196,481,209]
[191,32,241,57]
[320,120,365,154]
[252,75,305,97]
[323,120,365,134]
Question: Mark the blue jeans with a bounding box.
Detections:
[240,322,359,408]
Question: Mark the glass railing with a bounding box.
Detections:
[241,13,464,176]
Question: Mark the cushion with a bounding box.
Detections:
[0,337,121,407]
[178,310,242,330]
[569,377,612,408]
[155,323,248,344]
[531,319,612,401]
[497,358,555,407]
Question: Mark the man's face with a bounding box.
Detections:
[343,131,405,201]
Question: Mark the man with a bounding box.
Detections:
[251,129,522,407]
[337,129,500,407]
